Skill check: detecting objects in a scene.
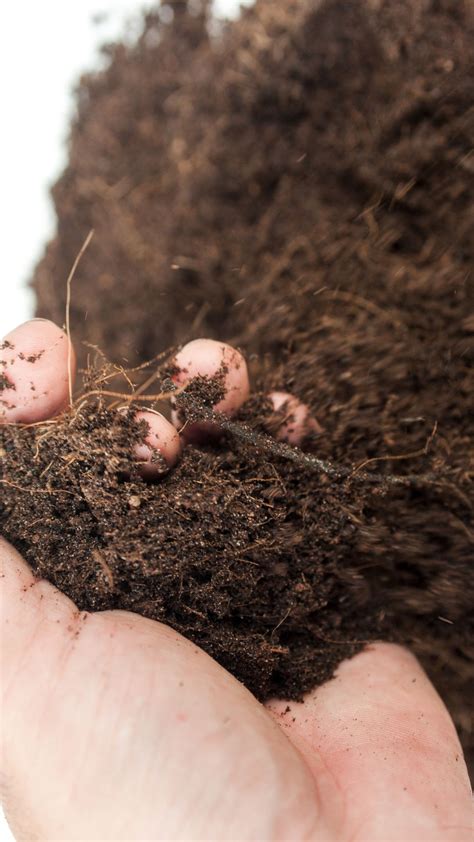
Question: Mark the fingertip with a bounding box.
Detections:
[1,320,75,424]
[171,338,250,441]
[133,410,182,478]
[267,391,322,445]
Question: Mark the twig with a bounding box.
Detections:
[222,417,345,478]
[215,414,438,488]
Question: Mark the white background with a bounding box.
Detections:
[0,2,249,839]
[0,0,249,336]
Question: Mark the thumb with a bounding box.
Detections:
[269,643,473,841]
[1,537,80,695]
[0,538,81,834]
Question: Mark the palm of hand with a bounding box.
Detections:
[2,540,470,842]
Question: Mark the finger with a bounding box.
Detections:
[1,539,323,841]
[0,320,75,424]
[266,391,322,445]
[132,409,182,478]
[170,338,250,443]
[0,538,83,838]
[268,643,472,842]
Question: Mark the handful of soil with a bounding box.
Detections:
[2,0,474,760]
[0,381,381,701]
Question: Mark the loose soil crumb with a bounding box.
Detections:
[3,0,473,758]
[18,352,44,363]
[0,375,14,392]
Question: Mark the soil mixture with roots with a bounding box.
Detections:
[1,0,473,761]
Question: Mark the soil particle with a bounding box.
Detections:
[0,374,15,392]
[18,351,45,363]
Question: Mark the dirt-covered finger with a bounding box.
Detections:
[170,338,250,442]
[0,320,75,424]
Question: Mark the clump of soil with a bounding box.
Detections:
[4,0,474,753]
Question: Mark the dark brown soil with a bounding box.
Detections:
[2,0,473,757]
[0,380,383,700]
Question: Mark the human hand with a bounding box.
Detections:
[1,320,472,841]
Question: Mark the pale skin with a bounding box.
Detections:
[0,321,472,841]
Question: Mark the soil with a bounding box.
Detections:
[0,382,383,700]
[1,0,473,757]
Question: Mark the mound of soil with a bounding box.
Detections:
[0,380,383,700]
[2,0,473,754]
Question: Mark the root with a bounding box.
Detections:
[351,422,438,476]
